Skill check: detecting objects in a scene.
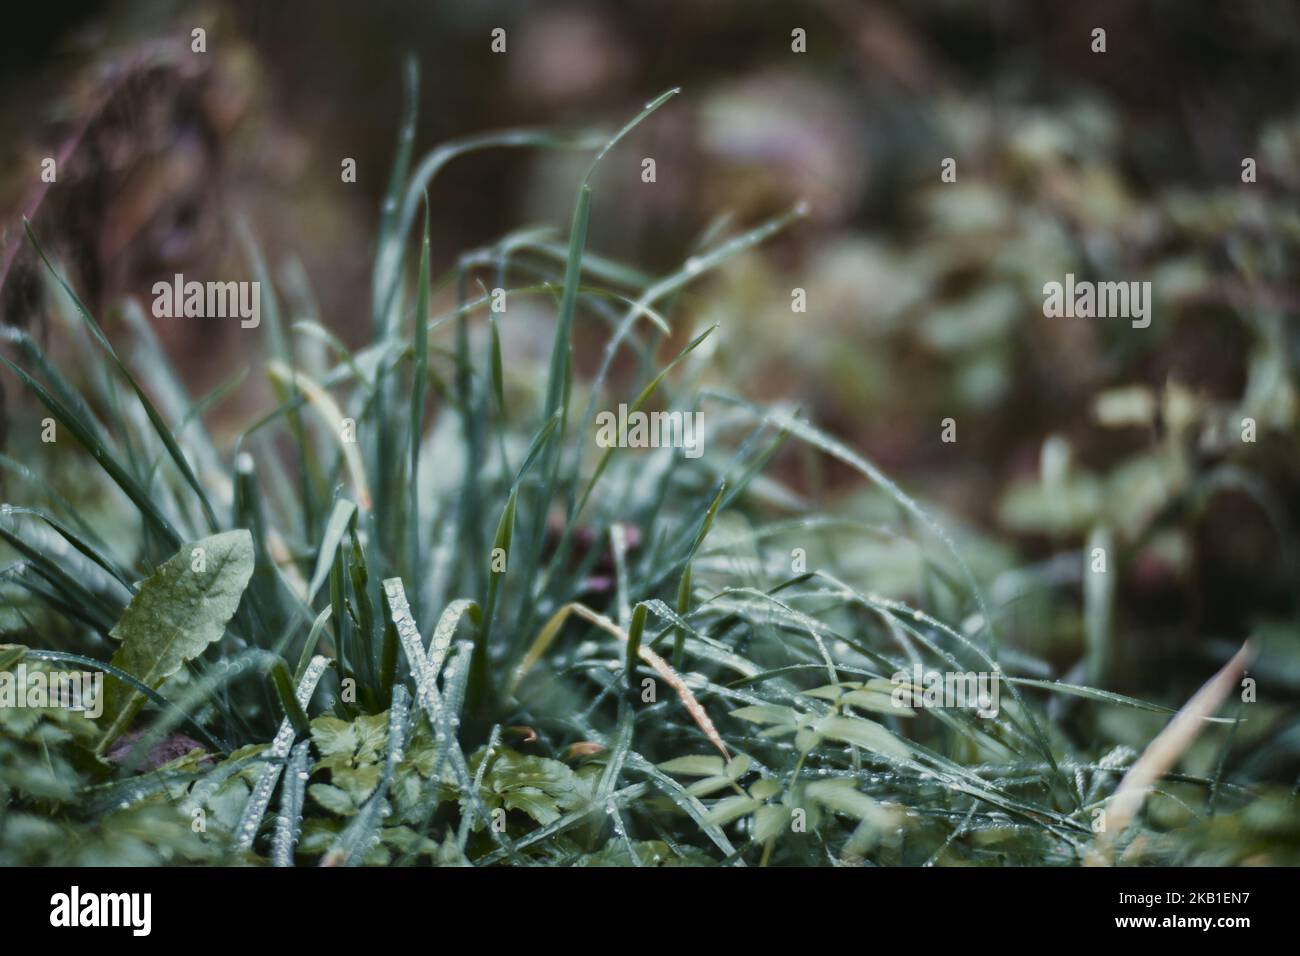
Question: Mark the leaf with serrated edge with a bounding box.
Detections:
[98,530,255,749]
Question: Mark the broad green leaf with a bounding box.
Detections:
[470,747,595,829]
[658,755,726,778]
[729,704,799,726]
[802,681,912,715]
[684,776,735,798]
[703,794,762,827]
[748,778,782,801]
[98,531,255,748]
[311,712,391,803]
[310,783,359,816]
[814,715,910,761]
[794,727,822,753]
[725,754,752,780]
[806,780,889,824]
[842,689,912,715]
[803,683,853,701]
[753,804,789,842]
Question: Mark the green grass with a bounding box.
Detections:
[0,70,1294,867]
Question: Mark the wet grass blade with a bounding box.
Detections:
[408,197,432,579]
[0,507,134,591]
[233,655,330,853]
[0,352,181,548]
[673,564,692,669]
[271,739,312,867]
[25,220,220,534]
[572,323,717,523]
[23,649,227,754]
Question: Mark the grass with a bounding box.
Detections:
[0,66,1292,867]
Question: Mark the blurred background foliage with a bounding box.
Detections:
[2,0,1299,857]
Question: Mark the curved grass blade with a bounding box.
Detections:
[375,127,605,336]
[267,361,371,511]
[1087,641,1255,865]
[22,649,227,755]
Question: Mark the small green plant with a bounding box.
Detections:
[0,65,1290,867]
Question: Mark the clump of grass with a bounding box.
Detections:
[0,65,1281,867]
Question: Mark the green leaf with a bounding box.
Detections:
[311,712,390,804]
[802,681,910,715]
[97,531,255,749]
[310,783,359,816]
[703,794,762,827]
[658,755,727,777]
[729,704,799,727]
[805,780,889,824]
[749,778,782,801]
[841,688,911,715]
[753,804,790,842]
[725,754,752,780]
[814,715,910,761]
[472,747,594,828]
[684,776,735,798]
[312,713,390,764]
